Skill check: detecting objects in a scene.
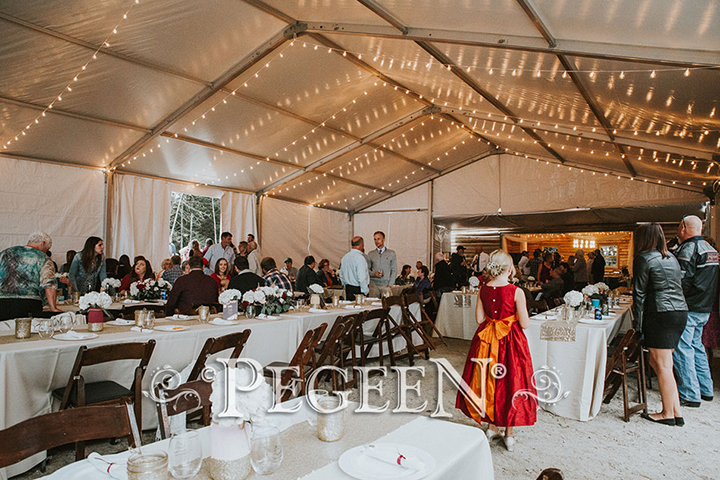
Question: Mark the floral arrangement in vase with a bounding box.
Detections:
[308,283,324,295]
[101,277,121,297]
[79,291,113,331]
[468,276,481,288]
[219,289,243,305]
[241,286,293,316]
[563,290,583,309]
[129,278,171,301]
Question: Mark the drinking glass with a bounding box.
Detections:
[37,318,55,339]
[250,425,283,475]
[55,315,75,334]
[198,305,210,323]
[306,389,328,428]
[143,310,156,329]
[168,430,203,479]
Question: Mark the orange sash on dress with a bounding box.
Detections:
[468,314,517,423]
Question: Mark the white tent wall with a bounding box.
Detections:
[0,157,105,265]
[432,154,706,218]
[220,190,257,246]
[260,197,351,270]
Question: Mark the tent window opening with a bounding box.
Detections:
[600,245,618,267]
[169,192,221,257]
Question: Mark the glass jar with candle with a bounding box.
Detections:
[126,451,168,480]
[14,317,32,339]
[198,305,210,323]
[317,395,345,442]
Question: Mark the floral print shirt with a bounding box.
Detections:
[0,246,57,301]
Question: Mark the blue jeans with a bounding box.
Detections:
[673,311,714,402]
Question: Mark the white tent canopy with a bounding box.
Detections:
[1,0,717,266]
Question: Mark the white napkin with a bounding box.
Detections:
[123,299,141,304]
[371,302,383,306]
[87,452,127,479]
[107,319,134,326]
[362,444,425,471]
[171,314,191,320]
[61,330,94,340]
[210,318,237,326]
[344,305,363,310]
[257,314,280,320]
[365,297,380,301]
[308,308,325,313]
[339,300,353,305]
[130,326,153,333]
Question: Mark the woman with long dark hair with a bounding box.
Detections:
[633,223,688,426]
[120,257,154,292]
[211,257,232,291]
[69,237,107,294]
[117,254,132,279]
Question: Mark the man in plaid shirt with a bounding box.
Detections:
[161,255,184,285]
[261,257,293,292]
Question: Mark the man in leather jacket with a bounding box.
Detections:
[674,215,718,406]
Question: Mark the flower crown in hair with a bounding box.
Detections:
[486,261,507,278]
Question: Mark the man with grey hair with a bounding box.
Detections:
[674,214,718,407]
[0,231,61,320]
[340,236,370,301]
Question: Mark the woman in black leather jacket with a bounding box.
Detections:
[633,223,688,426]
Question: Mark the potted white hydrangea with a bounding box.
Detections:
[78,291,113,332]
[308,284,325,308]
[101,277,121,297]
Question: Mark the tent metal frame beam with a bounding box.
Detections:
[109,24,300,169]
[0,94,151,133]
[112,170,257,196]
[356,0,408,34]
[0,13,212,88]
[300,22,720,68]
[266,193,349,213]
[257,107,431,195]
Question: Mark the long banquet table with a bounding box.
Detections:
[0,303,421,479]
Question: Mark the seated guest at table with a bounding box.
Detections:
[161,255,183,285]
[395,264,415,285]
[117,254,132,279]
[553,252,562,269]
[316,258,337,287]
[0,232,61,320]
[295,256,318,293]
[559,262,574,294]
[156,258,172,281]
[69,236,107,294]
[105,258,119,280]
[416,260,424,270]
[572,249,588,290]
[202,238,213,256]
[181,260,191,275]
[211,258,232,291]
[228,256,263,294]
[541,268,565,303]
[280,257,298,283]
[261,257,293,291]
[592,248,606,284]
[633,222,688,425]
[204,232,235,273]
[165,256,218,315]
[433,252,454,295]
[537,253,553,284]
[526,249,542,279]
[339,236,370,301]
[414,265,432,303]
[119,257,154,292]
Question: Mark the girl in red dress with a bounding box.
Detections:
[456,250,536,451]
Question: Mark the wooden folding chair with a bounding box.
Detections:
[382,296,424,366]
[393,294,437,360]
[602,329,648,421]
[263,324,327,402]
[403,292,446,347]
[155,379,213,439]
[119,303,166,319]
[354,308,395,368]
[52,340,156,460]
[312,314,358,390]
[0,404,140,468]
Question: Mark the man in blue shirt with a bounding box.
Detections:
[340,236,370,301]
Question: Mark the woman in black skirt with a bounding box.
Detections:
[633,223,688,426]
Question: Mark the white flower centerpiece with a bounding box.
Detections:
[468,276,481,289]
[308,283,325,308]
[101,277,121,297]
[78,291,113,332]
[129,278,171,301]
[241,286,293,318]
[219,289,243,305]
[563,290,584,309]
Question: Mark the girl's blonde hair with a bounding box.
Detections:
[485,250,514,280]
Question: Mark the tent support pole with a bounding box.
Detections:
[428,181,434,269]
[104,171,112,257]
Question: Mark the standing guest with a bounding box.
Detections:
[60,250,76,275]
[316,258,337,287]
[518,251,530,277]
[169,236,177,256]
[156,258,172,281]
[164,256,218,315]
[592,249,606,284]
[211,258,232,291]
[202,238,214,256]
[586,251,596,284]
[450,246,468,288]
[261,257,293,291]
[474,245,490,276]
[559,262,574,294]
[228,256,263,294]
[339,236,370,301]
[413,265,432,302]
[416,260,424,271]
[295,256,318,293]
[0,232,61,320]
[46,251,59,272]
[632,223,688,425]
[161,255,183,285]
[537,253,554,284]
[69,236,107,294]
[456,250,536,451]
[181,260,191,275]
[117,254,132,279]
[247,241,263,276]
[280,257,298,283]
[572,249,588,290]
[204,232,236,273]
[247,234,261,254]
[526,250,542,279]
[185,240,203,261]
[674,215,718,407]
[552,252,562,269]
[368,231,397,298]
[236,241,248,259]
[433,252,455,295]
[701,237,720,366]
[395,265,415,285]
[119,257,154,293]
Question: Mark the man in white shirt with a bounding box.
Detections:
[367,231,397,298]
[339,236,370,301]
[247,240,263,276]
[203,232,235,274]
[476,245,490,275]
[518,250,530,278]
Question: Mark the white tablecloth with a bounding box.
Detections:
[525,304,633,421]
[435,292,478,340]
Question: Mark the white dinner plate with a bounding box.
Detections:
[106,319,135,326]
[54,332,99,341]
[338,443,436,480]
[154,325,188,332]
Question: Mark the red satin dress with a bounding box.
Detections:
[456,284,537,427]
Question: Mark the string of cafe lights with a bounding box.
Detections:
[3,0,142,151]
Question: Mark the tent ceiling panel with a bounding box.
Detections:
[568,56,720,155]
[374,0,543,38]
[0,0,288,82]
[0,103,144,167]
[531,130,632,172]
[534,0,720,52]
[260,0,391,25]
[631,159,716,187]
[119,137,282,191]
[269,170,385,209]
[170,92,356,169]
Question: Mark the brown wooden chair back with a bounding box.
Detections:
[120,304,166,319]
[401,293,442,349]
[603,329,647,421]
[155,379,213,439]
[313,315,358,390]
[0,404,138,468]
[188,330,252,381]
[276,324,327,401]
[355,308,393,366]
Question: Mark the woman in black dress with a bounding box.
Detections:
[633,223,688,426]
